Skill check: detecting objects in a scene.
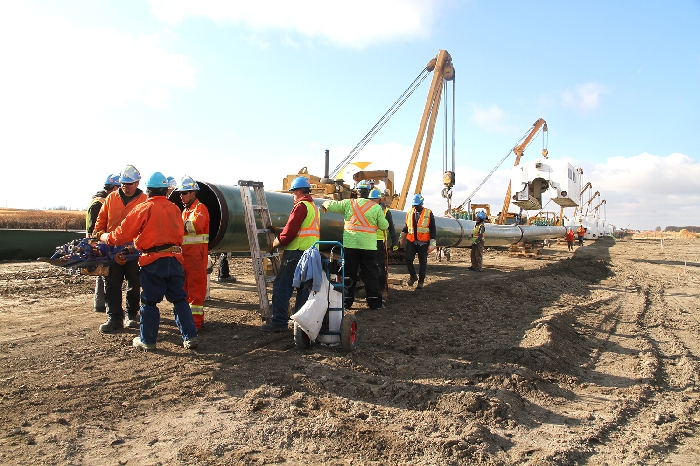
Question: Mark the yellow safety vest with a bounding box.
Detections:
[285,201,320,251]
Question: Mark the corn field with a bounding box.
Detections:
[0,208,86,231]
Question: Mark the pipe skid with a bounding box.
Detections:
[183,182,565,253]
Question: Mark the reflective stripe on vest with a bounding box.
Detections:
[183,234,209,244]
[472,223,485,241]
[405,207,431,242]
[344,199,378,234]
[285,201,321,251]
[376,206,388,241]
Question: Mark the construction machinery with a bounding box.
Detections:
[495,118,548,224]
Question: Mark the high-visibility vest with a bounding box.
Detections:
[85,196,105,235]
[405,207,431,242]
[344,199,378,235]
[376,206,389,241]
[472,222,486,243]
[577,227,586,237]
[285,201,320,251]
[183,200,210,245]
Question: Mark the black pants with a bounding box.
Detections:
[405,241,428,280]
[217,253,230,279]
[105,259,140,321]
[344,248,382,310]
[375,240,388,292]
[578,236,584,246]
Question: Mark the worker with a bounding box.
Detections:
[166,176,178,198]
[576,225,586,246]
[86,173,120,314]
[100,172,198,350]
[177,176,210,331]
[263,176,321,332]
[565,227,575,251]
[322,180,388,309]
[93,164,147,333]
[400,194,436,288]
[469,210,487,271]
[369,188,398,301]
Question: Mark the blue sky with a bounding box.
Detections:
[0,0,698,231]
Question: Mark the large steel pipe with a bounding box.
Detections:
[177,182,565,253]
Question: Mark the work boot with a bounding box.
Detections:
[218,276,237,283]
[99,319,123,333]
[417,279,424,289]
[125,315,139,329]
[407,276,418,286]
[132,336,155,351]
[261,322,289,333]
[183,338,198,349]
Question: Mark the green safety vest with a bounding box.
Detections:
[285,201,320,251]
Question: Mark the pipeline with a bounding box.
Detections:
[177,182,565,254]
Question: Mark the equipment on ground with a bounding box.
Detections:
[238,180,281,323]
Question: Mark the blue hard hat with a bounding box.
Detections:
[145,172,169,189]
[166,176,177,189]
[476,210,487,221]
[177,175,200,192]
[356,180,371,190]
[119,165,141,183]
[369,188,382,200]
[288,176,311,191]
[411,194,424,206]
[104,174,120,187]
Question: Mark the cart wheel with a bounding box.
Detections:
[293,322,312,349]
[341,313,358,352]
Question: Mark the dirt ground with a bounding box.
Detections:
[1,237,699,465]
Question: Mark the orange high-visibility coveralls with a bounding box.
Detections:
[182,199,209,329]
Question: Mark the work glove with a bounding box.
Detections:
[398,233,406,248]
[428,239,437,253]
[392,245,399,252]
[321,201,329,213]
[99,233,110,243]
[268,237,281,254]
[267,225,277,234]
[91,230,104,239]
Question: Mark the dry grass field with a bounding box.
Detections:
[0,207,86,230]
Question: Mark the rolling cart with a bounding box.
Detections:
[293,241,358,352]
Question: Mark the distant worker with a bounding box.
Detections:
[369,188,398,301]
[263,176,320,332]
[469,210,487,272]
[322,180,388,309]
[400,194,436,288]
[565,227,575,251]
[166,176,178,198]
[576,225,586,246]
[177,176,210,331]
[93,165,147,333]
[86,173,120,314]
[100,172,198,350]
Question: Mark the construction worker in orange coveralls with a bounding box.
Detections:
[100,172,198,350]
[177,176,210,330]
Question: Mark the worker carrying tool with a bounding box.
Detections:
[322,180,388,310]
[93,164,147,333]
[469,210,487,271]
[399,194,436,289]
[177,176,210,331]
[99,171,198,351]
[86,173,120,314]
[369,188,398,302]
[263,176,321,332]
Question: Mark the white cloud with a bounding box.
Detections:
[562,82,606,113]
[471,104,519,135]
[148,0,439,48]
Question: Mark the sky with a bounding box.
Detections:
[0,0,698,231]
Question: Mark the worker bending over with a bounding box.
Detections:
[322,180,388,310]
[400,194,436,289]
[177,176,210,330]
[369,188,398,301]
[469,210,487,271]
[86,173,120,314]
[93,165,147,333]
[100,172,198,350]
[263,176,320,332]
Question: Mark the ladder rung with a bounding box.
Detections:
[264,276,276,284]
[252,205,268,211]
[261,252,279,259]
[257,228,274,234]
